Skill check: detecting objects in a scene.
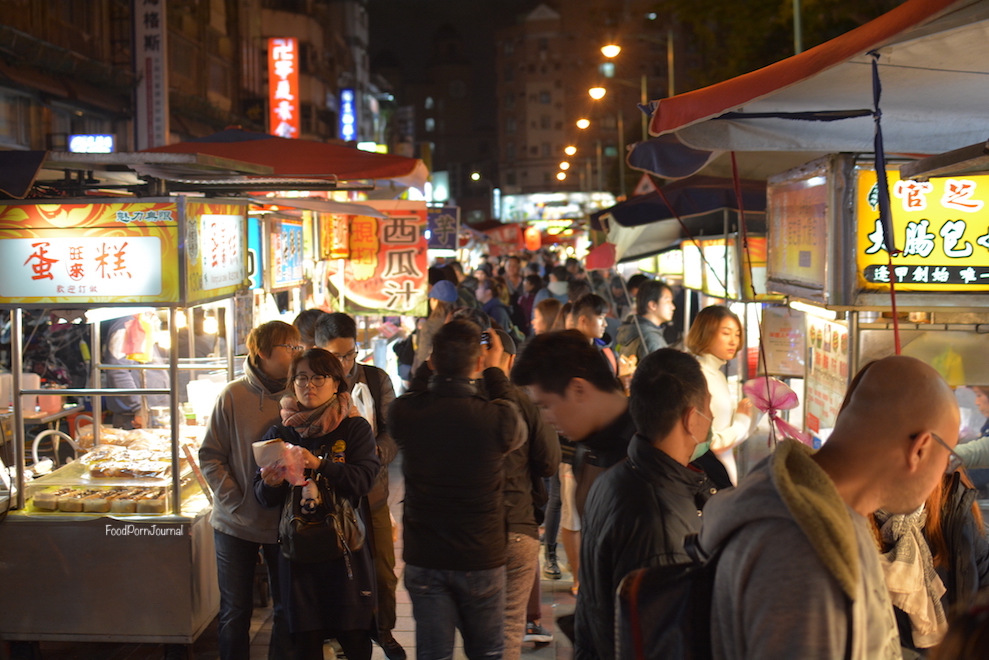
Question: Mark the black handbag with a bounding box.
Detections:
[278,469,365,565]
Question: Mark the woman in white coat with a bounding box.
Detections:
[686,306,754,486]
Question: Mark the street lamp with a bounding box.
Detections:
[556,172,567,181]
[470,171,481,182]
[588,87,607,100]
[559,161,570,170]
[601,44,621,58]
[576,118,590,129]
[564,145,577,156]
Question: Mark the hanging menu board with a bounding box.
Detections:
[767,165,828,294]
[804,317,849,441]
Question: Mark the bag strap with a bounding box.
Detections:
[627,568,648,660]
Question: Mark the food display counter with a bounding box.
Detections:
[0,196,248,650]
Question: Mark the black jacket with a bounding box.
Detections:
[254,416,380,632]
[389,367,522,571]
[575,434,717,660]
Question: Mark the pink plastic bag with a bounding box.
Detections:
[743,376,813,446]
[258,442,308,486]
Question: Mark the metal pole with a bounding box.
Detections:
[617,109,626,199]
[640,74,648,140]
[847,310,859,382]
[667,28,675,98]
[169,306,181,515]
[90,316,102,447]
[596,140,603,192]
[226,299,235,380]
[12,309,24,509]
[793,0,803,54]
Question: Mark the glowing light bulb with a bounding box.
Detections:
[564,146,577,156]
[559,162,570,170]
[203,314,219,335]
[601,44,621,58]
[589,87,607,100]
[556,172,567,181]
[175,310,187,329]
[576,118,590,129]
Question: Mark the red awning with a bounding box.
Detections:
[143,128,428,189]
[648,0,986,155]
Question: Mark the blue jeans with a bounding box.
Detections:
[404,563,506,660]
[214,529,291,660]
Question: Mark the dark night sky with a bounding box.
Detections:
[368,0,538,130]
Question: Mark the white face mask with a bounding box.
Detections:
[690,411,714,446]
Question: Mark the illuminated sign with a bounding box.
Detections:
[857,169,989,291]
[0,236,162,297]
[339,88,356,142]
[268,38,300,139]
[68,134,115,154]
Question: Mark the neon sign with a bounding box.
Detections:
[339,88,356,142]
[268,38,300,138]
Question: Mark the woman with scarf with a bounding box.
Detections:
[871,470,989,657]
[255,348,380,660]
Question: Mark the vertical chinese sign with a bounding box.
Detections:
[133,0,169,149]
[0,202,181,305]
[857,170,989,291]
[267,218,305,289]
[804,317,849,444]
[185,202,248,304]
[339,89,357,142]
[325,203,428,315]
[427,207,460,250]
[269,38,300,139]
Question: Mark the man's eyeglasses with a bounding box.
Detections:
[276,344,304,352]
[293,374,331,388]
[332,349,358,362]
[930,432,964,475]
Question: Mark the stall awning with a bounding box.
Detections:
[648,0,989,155]
[142,128,429,190]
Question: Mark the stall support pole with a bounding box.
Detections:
[847,310,859,384]
[225,300,235,381]
[682,287,692,340]
[12,309,24,509]
[169,307,181,515]
[90,320,103,447]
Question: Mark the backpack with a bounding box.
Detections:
[616,533,717,660]
[617,533,853,660]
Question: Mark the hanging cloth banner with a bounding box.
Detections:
[427,206,460,249]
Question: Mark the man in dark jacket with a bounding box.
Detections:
[575,349,718,660]
[389,320,523,660]
[314,312,404,660]
[615,280,675,361]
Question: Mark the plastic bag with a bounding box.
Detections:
[255,440,307,486]
[351,382,377,435]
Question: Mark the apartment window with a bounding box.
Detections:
[530,146,538,156]
[599,62,615,78]
[542,142,551,157]
[540,115,551,129]
[543,171,551,184]
[539,91,551,104]
[0,91,31,148]
[506,143,516,160]
[425,117,435,132]
[506,117,516,134]
[506,171,517,186]
[424,97,434,110]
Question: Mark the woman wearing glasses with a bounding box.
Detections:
[255,348,380,660]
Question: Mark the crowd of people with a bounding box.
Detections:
[198,248,989,660]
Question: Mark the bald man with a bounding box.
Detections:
[699,356,959,660]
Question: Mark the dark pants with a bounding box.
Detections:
[543,473,562,550]
[214,529,291,660]
[370,502,399,633]
[405,564,506,660]
[292,629,372,660]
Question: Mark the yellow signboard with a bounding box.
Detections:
[857,169,989,291]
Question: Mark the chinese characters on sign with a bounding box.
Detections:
[0,237,162,297]
[133,0,169,148]
[270,219,304,288]
[427,207,460,249]
[767,173,828,292]
[804,318,849,443]
[200,215,246,290]
[268,38,300,139]
[324,204,428,314]
[857,171,989,291]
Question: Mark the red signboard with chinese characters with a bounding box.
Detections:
[484,223,524,257]
[324,202,428,315]
[857,169,989,291]
[0,199,247,306]
[268,38,300,139]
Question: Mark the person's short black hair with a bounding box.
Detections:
[629,349,708,440]
[451,306,491,330]
[428,266,448,286]
[636,279,673,316]
[550,265,569,282]
[431,319,482,377]
[568,281,592,304]
[524,274,543,291]
[572,293,608,319]
[440,264,460,283]
[511,329,622,395]
[314,312,357,346]
[627,273,650,294]
[292,309,327,347]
